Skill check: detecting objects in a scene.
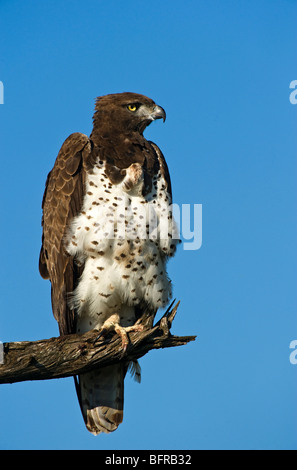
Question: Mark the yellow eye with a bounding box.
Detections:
[127,104,137,112]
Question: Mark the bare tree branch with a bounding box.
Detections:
[0,302,196,385]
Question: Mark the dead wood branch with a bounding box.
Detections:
[0,302,196,385]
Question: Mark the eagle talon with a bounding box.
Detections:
[93,328,112,345]
[94,315,144,353]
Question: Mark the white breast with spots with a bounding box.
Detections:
[66,158,179,333]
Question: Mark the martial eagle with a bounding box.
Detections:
[39,92,179,435]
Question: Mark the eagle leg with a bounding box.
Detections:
[95,314,144,353]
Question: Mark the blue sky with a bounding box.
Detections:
[0,0,296,450]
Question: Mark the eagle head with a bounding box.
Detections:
[92,92,166,136]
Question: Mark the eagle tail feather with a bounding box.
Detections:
[78,364,124,435]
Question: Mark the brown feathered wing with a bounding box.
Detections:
[39,132,91,335]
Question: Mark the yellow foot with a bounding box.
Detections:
[96,314,144,352]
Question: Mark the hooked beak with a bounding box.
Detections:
[151,104,166,122]
[137,103,166,134]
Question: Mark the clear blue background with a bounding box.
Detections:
[0,0,296,450]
